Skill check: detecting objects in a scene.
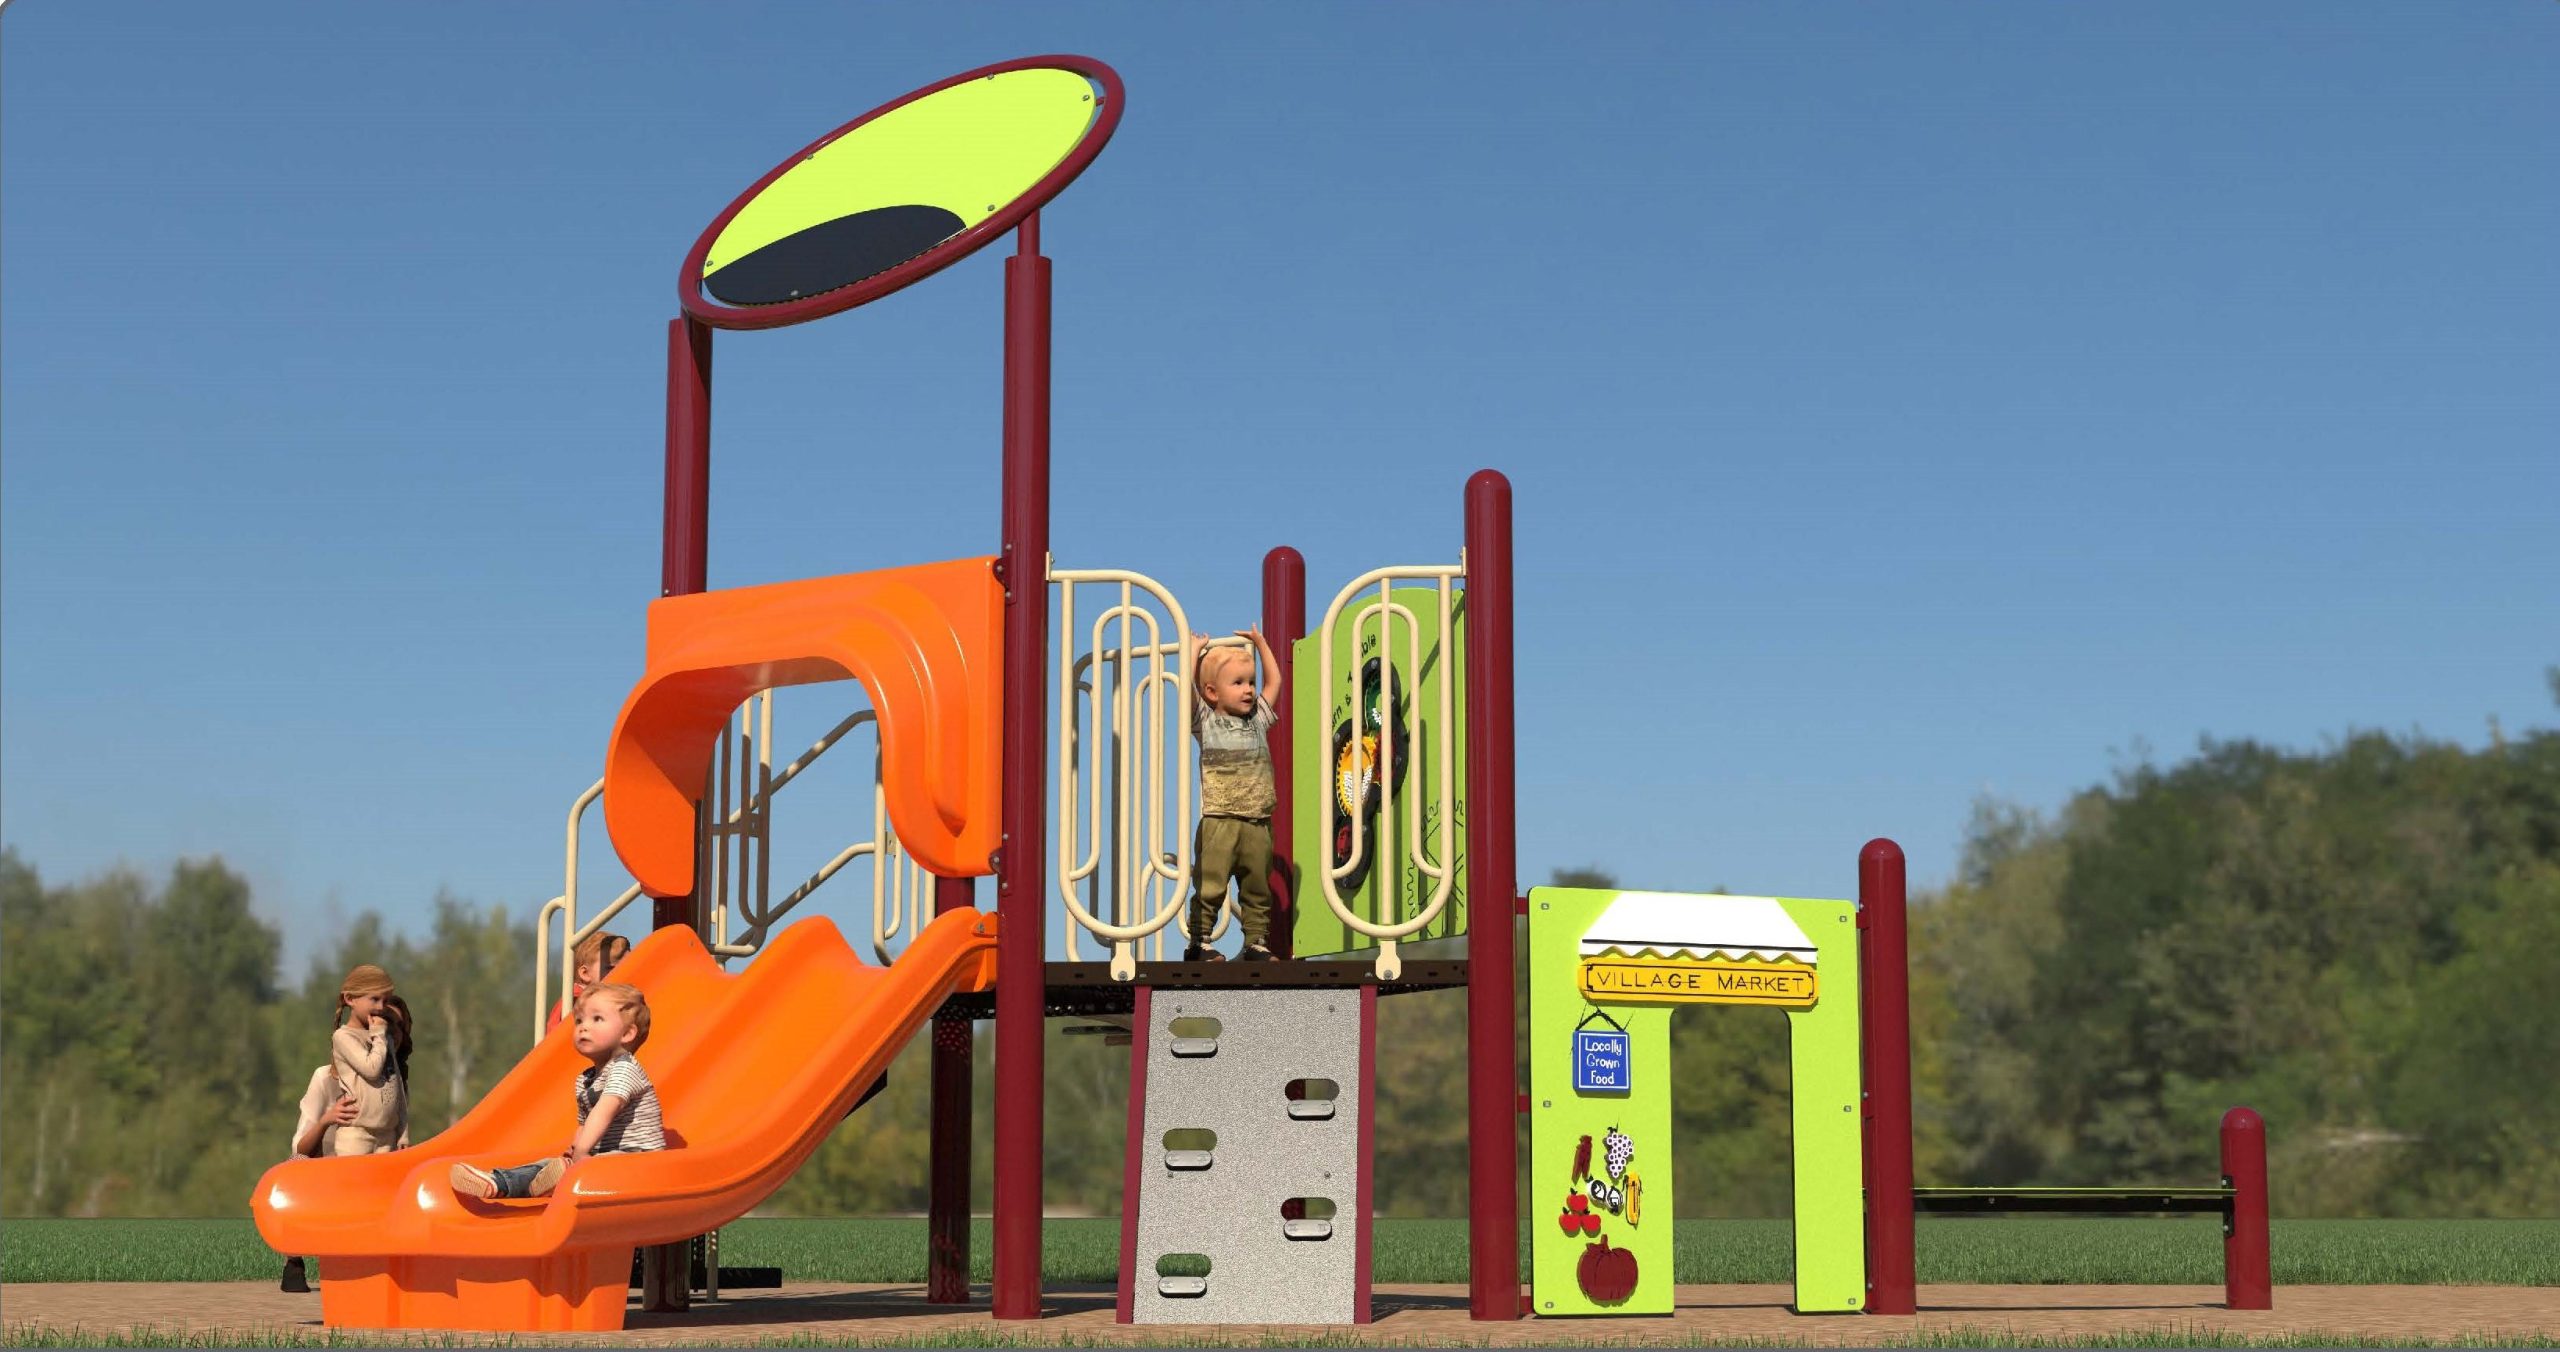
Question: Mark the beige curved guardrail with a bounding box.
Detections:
[534,691,906,1042]
[1059,638,1243,971]
[1051,564,1257,980]
[1311,561,1463,981]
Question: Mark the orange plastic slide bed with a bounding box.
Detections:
[251,910,997,1333]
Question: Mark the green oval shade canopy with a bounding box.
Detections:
[701,67,1101,307]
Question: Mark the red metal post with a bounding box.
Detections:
[1112,985,1153,1324]
[927,874,977,1303]
[1261,546,1305,959]
[661,316,712,598]
[1354,985,1378,1322]
[992,215,1052,1322]
[1859,837,1917,1314]
[654,315,714,933]
[2222,1106,2273,1310]
[1462,470,1519,1320]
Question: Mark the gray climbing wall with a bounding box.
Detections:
[1123,987,1369,1325]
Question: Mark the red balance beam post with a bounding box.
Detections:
[927,875,977,1304]
[2222,1106,2272,1310]
[1262,546,1305,958]
[654,315,713,935]
[1462,470,1519,1320]
[1859,838,1917,1314]
[992,215,1052,1321]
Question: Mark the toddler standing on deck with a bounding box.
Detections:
[327,965,408,1156]
[1184,627,1283,962]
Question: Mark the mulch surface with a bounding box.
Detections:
[4,1280,2556,1345]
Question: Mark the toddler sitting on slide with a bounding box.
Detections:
[450,983,665,1200]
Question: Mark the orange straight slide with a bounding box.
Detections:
[251,911,998,1333]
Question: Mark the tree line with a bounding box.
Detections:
[3,698,2553,1219]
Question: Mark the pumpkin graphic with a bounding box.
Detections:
[1576,1235,1639,1305]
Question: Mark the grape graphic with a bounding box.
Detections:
[1602,1125,1634,1181]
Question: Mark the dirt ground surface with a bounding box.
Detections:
[5,1280,2557,1346]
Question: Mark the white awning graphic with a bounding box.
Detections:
[1576,893,1818,964]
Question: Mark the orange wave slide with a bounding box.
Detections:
[251,910,998,1333]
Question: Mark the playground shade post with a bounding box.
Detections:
[929,874,977,1303]
[1463,470,1519,1319]
[655,315,713,934]
[993,214,1053,1321]
[1262,546,1305,958]
[1859,838,1917,1315]
[661,316,712,599]
[2222,1106,2273,1310]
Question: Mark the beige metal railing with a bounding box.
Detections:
[1051,563,1256,980]
[534,781,648,1042]
[703,694,906,961]
[533,691,903,1042]
[1310,561,1464,981]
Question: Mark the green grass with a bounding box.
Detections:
[5,1217,2556,1286]
[3,1325,2556,1349]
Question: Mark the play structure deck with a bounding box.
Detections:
[249,55,2272,1335]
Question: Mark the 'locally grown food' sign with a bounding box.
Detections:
[1571,1011,1631,1092]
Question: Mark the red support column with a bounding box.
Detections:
[655,315,714,934]
[1859,837,1917,1314]
[1261,546,1305,959]
[1462,470,1519,1320]
[992,216,1052,1322]
[661,316,712,599]
[927,874,977,1304]
[2222,1106,2273,1310]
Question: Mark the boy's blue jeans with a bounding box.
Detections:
[486,1161,551,1198]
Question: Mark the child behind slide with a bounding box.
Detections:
[451,983,664,1200]
[546,931,632,1035]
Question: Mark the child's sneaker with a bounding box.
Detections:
[1182,944,1225,962]
[279,1256,311,1293]
[529,1157,566,1197]
[449,1163,499,1199]
[1239,945,1277,962]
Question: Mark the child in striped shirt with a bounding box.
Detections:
[450,983,665,1200]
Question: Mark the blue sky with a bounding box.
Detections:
[5,3,2553,978]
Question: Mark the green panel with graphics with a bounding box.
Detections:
[1528,887,1866,1317]
[1531,887,1674,1316]
[1289,587,1467,957]
[1772,894,1866,1313]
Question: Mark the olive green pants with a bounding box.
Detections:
[1187,814,1273,948]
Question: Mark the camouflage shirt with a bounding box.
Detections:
[1196,697,1278,818]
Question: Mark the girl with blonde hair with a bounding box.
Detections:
[326,964,409,1156]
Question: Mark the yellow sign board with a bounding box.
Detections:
[1578,957,1817,1008]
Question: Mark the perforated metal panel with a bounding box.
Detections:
[1127,989,1365,1324]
